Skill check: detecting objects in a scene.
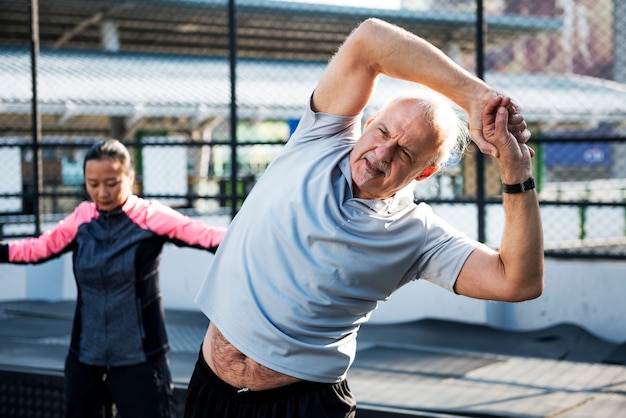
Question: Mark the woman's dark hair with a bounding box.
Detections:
[83,139,133,174]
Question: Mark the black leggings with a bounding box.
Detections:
[184,347,356,418]
[64,352,175,418]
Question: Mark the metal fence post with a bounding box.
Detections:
[475,0,487,243]
[29,0,43,236]
[229,0,239,219]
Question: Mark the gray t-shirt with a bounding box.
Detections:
[195,101,478,383]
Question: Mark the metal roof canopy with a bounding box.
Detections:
[0,0,562,60]
[2,48,626,137]
[2,1,620,137]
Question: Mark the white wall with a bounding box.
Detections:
[0,244,214,307]
[500,259,626,343]
[2,252,625,343]
[0,262,28,300]
[370,258,626,344]
[158,245,216,310]
[0,254,75,301]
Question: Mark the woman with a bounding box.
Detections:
[0,139,227,417]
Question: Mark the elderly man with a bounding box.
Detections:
[185,18,543,418]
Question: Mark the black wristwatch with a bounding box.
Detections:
[502,177,535,194]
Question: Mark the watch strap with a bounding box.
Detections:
[502,177,535,194]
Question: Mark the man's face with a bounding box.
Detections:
[349,100,440,200]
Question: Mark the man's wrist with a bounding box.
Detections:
[502,177,535,194]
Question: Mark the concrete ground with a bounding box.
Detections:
[0,299,625,417]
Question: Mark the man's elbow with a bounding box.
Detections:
[520,283,544,302]
[356,17,386,33]
[508,275,544,302]
[351,18,391,45]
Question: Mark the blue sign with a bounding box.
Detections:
[544,142,612,167]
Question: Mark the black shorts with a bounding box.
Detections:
[184,346,356,418]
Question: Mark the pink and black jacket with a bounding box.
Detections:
[0,194,226,368]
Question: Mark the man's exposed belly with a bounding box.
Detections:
[202,321,303,391]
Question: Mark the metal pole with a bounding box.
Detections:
[29,0,43,235]
[475,0,486,243]
[228,0,239,219]
[477,0,506,327]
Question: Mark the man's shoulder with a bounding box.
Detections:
[288,104,361,146]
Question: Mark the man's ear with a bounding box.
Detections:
[415,165,438,181]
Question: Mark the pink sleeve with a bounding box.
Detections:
[126,198,227,249]
[9,202,97,263]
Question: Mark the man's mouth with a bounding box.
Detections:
[364,157,387,177]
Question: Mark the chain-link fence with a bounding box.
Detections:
[1,0,625,259]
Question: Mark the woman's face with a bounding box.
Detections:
[84,157,134,212]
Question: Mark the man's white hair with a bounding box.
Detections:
[383,89,470,171]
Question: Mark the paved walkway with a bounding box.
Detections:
[1,300,625,417]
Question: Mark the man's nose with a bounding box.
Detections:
[376,141,394,162]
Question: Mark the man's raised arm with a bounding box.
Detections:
[454,96,544,302]
[311,18,527,154]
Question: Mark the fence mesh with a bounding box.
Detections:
[0,0,625,258]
